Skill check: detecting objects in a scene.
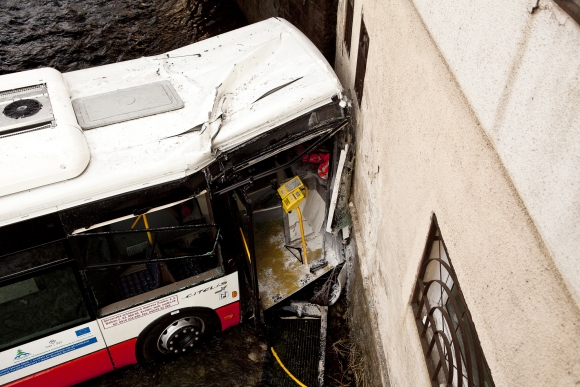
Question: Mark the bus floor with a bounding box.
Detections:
[254,218,339,310]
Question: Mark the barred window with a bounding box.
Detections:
[354,18,369,104]
[412,217,495,387]
[344,0,354,55]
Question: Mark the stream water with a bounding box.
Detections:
[0,0,247,75]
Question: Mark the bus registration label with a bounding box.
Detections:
[101,295,179,329]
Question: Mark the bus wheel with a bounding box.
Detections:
[139,309,217,362]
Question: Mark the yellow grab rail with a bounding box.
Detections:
[239,227,251,263]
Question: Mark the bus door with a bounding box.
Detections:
[0,241,112,387]
[225,154,337,311]
[228,190,260,323]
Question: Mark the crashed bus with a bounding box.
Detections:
[0,18,352,387]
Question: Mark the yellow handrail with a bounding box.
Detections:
[296,207,308,266]
[130,215,142,229]
[270,347,307,387]
[239,227,251,263]
[131,214,153,245]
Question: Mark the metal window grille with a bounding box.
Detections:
[354,18,369,105]
[344,0,354,55]
[553,0,580,25]
[411,216,495,387]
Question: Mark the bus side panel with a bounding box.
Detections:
[105,302,240,369]
[215,302,241,331]
[98,272,240,362]
[0,321,111,386]
[4,349,112,387]
[107,338,138,369]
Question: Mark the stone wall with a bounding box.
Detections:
[233,0,338,64]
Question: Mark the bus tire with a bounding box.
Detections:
[138,308,219,362]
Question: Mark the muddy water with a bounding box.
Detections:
[0,0,247,75]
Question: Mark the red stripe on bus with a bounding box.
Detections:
[4,349,113,387]
[108,338,138,369]
[215,301,240,331]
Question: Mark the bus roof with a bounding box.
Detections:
[0,18,343,228]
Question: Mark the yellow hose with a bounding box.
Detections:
[239,227,251,263]
[270,347,307,387]
[296,207,308,266]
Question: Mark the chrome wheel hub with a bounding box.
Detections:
[157,316,205,354]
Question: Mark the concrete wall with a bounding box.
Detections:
[335,0,580,385]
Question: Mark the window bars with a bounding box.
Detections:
[411,217,495,387]
[344,0,354,55]
[354,18,369,105]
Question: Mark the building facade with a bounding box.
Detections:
[335,0,580,385]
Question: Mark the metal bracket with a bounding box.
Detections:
[284,244,303,264]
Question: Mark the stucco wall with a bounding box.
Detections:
[335,0,580,385]
[412,0,580,306]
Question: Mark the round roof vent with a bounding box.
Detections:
[3,99,43,119]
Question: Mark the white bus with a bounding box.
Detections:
[0,18,349,387]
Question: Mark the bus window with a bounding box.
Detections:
[0,241,68,281]
[69,191,214,235]
[0,264,90,351]
[75,226,223,314]
[79,227,219,267]
[59,172,211,235]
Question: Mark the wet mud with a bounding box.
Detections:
[0,0,247,75]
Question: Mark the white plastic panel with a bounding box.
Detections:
[98,272,239,347]
[72,81,184,130]
[0,321,106,385]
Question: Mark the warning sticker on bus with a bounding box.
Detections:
[101,295,179,329]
